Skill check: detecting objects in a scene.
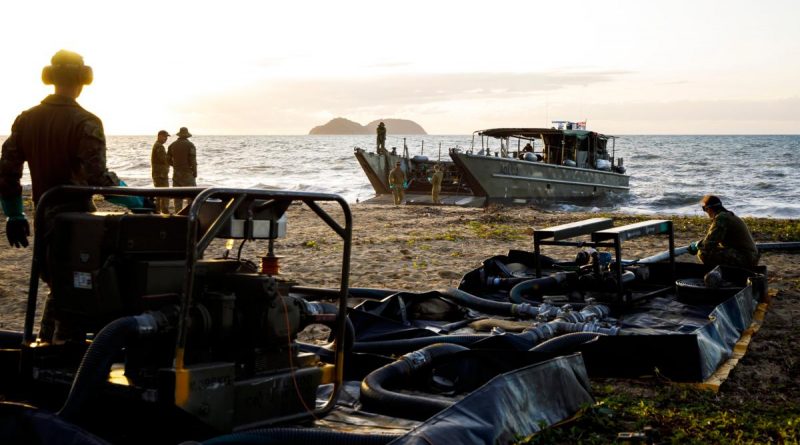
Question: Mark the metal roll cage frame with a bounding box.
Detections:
[23,185,352,425]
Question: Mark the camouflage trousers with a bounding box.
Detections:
[172,171,196,212]
[698,247,760,269]
[153,176,170,214]
[431,185,441,204]
[392,187,404,205]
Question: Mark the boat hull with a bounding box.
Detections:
[354,147,474,200]
[450,152,630,204]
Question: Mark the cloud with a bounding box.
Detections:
[168,70,799,134]
[174,70,626,133]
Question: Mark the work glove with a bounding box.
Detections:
[105,180,146,210]
[403,181,409,189]
[389,184,395,190]
[2,195,29,247]
[687,241,700,255]
[6,217,30,248]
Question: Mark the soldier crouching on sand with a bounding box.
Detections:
[687,195,760,268]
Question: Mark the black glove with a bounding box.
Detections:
[6,217,30,248]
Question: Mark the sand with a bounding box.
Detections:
[1,197,798,405]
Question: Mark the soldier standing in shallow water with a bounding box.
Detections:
[687,195,760,268]
[388,161,405,205]
[168,127,197,211]
[376,122,387,154]
[151,130,171,214]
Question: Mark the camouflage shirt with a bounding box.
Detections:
[700,210,758,258]
[377,125,386,143]
[151,141,169,179]
[389,165,405,186]
[431,170,444,188]
[167,138,197,178]
[0,95,120,205]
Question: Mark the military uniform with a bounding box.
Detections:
[431,168,443,204]
[151,140,170,213]
[167,133,197,210]
[1,93,122,342]
[388,163,405,205]
[697,210,759,268]
[376,123,386,152]
[1,95,121,216]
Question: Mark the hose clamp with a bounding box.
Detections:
[402,350,431,370]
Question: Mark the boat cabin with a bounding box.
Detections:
[471,122,625,174]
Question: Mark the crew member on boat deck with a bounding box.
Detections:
[388,160,405,205]
[520,142,534,159]
[687,195,760,268]
[430,164,443,204]
[0,49,146,342]
[376,121,387,154]
[151,130,171,214]
[168,126,197,211]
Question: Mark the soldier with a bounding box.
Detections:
[388,161,405,205]
[376,121,387,154]
[168,126,197,211]
[430,164,444,204]
[151,130,171,213]
[0,49,145,341]
[687,195,759,268]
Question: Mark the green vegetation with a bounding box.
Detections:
[466,221,527,241]
[434,229,463,241]
[744,217,800,242]
[595,213,800,242]
[523,384,800,444]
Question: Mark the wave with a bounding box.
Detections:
[752,182,776,190]
[31,134,795,220]
[633,153,662,161]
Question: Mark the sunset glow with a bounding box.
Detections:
[1,0,797,135]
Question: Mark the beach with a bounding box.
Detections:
[1,198,798,418]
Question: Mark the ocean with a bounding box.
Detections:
[11,134,800,219]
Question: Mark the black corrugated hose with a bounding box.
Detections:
[58,314,160,422]
[200,427,400,445]
[360,343,469,421]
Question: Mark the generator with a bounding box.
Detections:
[17,186,351,437]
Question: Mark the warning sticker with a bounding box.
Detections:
[74,272,93,289]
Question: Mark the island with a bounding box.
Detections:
[309,118,427,135]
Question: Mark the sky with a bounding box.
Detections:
[0,0,798,135]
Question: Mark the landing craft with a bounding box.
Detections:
[355,121,630,206]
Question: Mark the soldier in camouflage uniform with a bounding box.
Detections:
[430,164,443,204]
[151,130,171,213]
[376,122,387,154]
[388,161,405,205]
[167,127,197,211]
[0,49,144,341]
[687,195,759,268]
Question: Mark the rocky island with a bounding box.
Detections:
[309,117,427,135]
